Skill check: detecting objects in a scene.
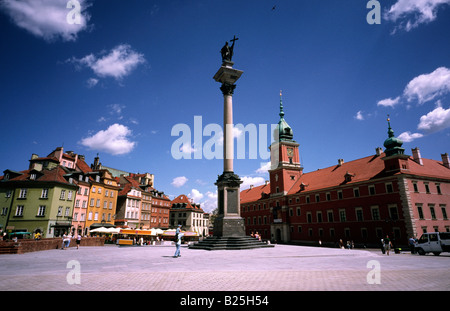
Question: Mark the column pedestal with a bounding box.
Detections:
[214,171,245,237]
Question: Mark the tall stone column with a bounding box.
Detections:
[221,83,236,173]
[213,60,245,237]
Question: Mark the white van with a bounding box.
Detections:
[415,232,450,256]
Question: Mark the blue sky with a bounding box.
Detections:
[1,0,450,212]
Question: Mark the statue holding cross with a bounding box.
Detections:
[221,35,239,63]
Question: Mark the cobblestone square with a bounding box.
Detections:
[1,244,448,292]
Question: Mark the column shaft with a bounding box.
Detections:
[224,94,233,172]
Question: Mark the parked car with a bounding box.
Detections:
[415,232,450,256]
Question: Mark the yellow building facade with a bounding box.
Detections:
[85,170,119,232]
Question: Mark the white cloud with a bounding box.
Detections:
[240,176,266,190]
[355,111,365,121]
[80,123,136,155]
[109,103,125,116]
[86,78,98,88]
[417,105,450,133]
[377,96,401,108]
[404,67,450,104]
[188,189,204,202]
[256,161,271,174]
[179,144,197,154]
[398,131,424,143]
[197,191,217,213]
[384,0,450,32]
[377,67,450,109]
[171,176,188,188]
[70,44,146,80]
[0,0,91,41]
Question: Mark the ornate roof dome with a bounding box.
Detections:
[276,91,294,142]
[383,116,405,157]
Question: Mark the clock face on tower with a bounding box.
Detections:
[287,148,293,157]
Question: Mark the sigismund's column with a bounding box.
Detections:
[212,37,245,237]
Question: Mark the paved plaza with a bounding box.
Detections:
[0,243,449,293]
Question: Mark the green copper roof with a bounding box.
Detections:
[277,91,294,142]
[383,117,405,157]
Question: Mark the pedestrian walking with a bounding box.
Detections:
[173,231,184,258]
[384,235,393,255]
[408,236,416,254]
[380,238,385,254]
[76,234,81,249]
[61,232,68,249]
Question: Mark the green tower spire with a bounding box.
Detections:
[277,90,294,142]
[383,115,405,157]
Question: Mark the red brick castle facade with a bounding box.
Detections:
[240,96,450,248]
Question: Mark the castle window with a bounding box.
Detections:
[327,210,334,222]
[388,205,399,220]
[355,208,364,221]
[385,183,393,193]
[339,209,346,222]
[436,183,441,195]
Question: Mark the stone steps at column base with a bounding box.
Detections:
[188,236,275,250]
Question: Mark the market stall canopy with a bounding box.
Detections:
[90,227,120,234]
[119,229,156,236]
[90,223,116,229]
[162,229,198,237]
[105,228,121,234]
[154,228,164,235]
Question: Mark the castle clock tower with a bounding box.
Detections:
[268,91,303,196]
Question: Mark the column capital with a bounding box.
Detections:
[220,83,236,96]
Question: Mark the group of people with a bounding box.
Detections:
[250,231,262,241]
[338,239,355,249]
[61,232,82,250]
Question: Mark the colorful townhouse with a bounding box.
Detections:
[149,188,171,229]
[116,175,143,229]
[0,160,78,238]
[84,168,120,232]
[170,194,209,236]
